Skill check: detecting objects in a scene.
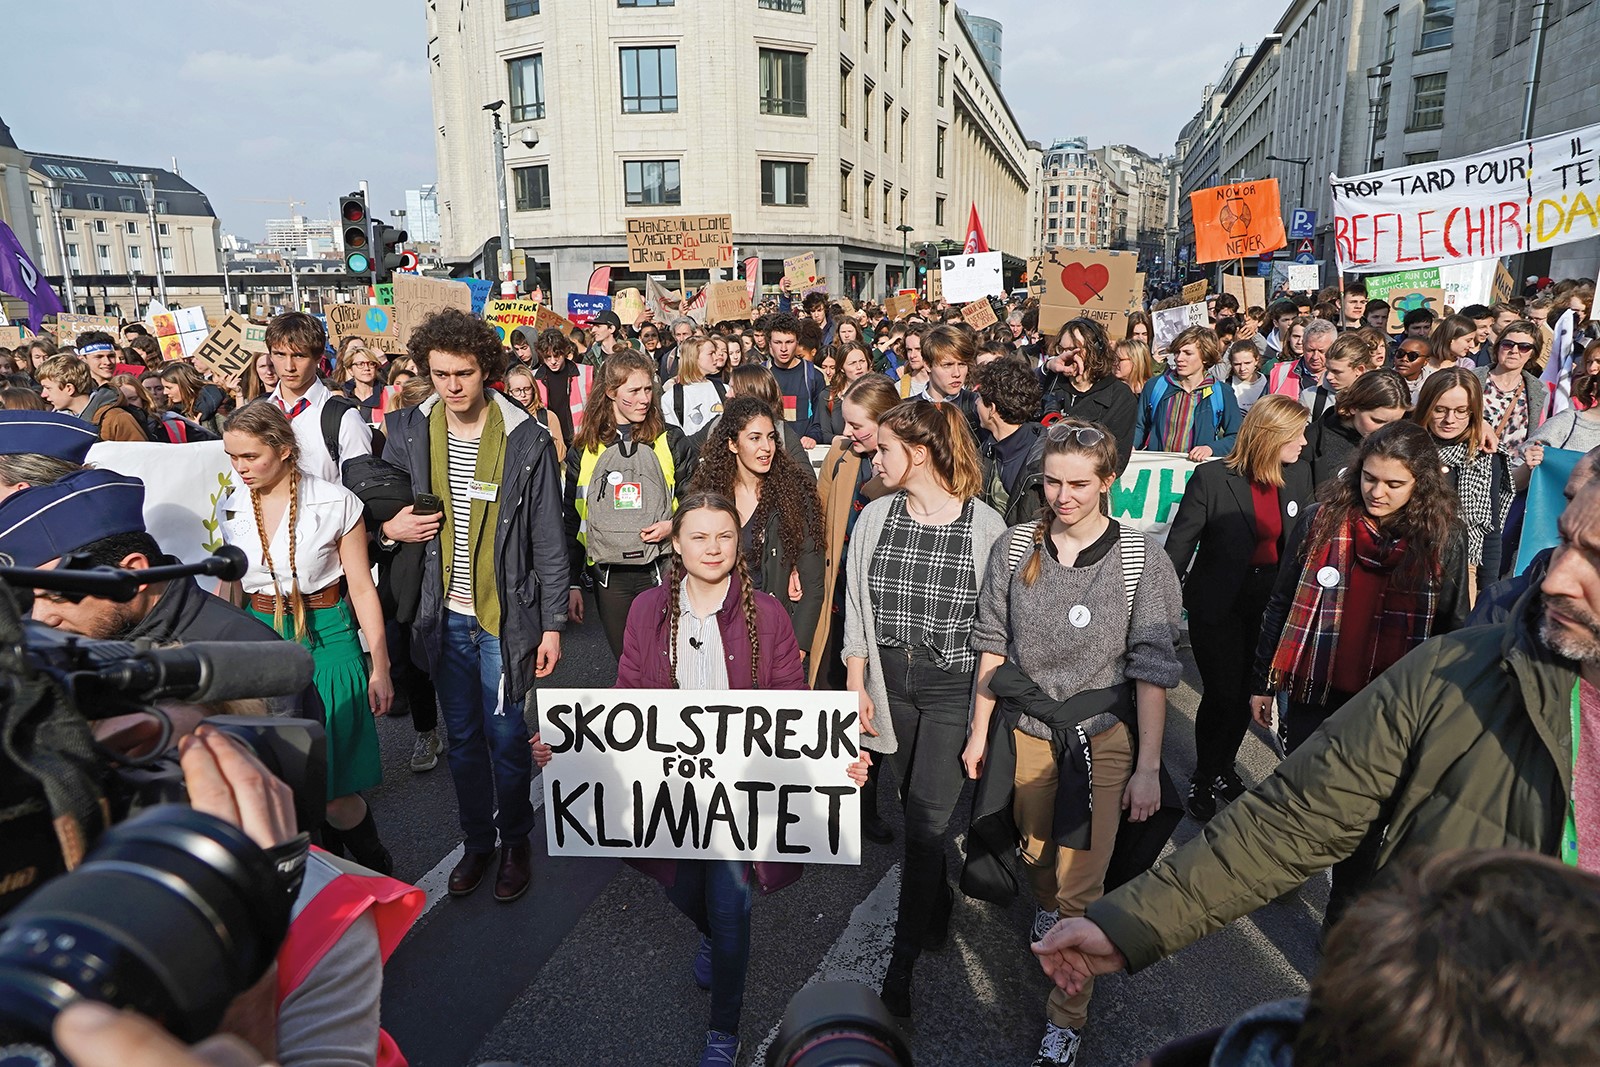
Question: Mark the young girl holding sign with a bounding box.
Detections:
[532,493,867,1067]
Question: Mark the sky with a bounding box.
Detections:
[1,0,1282,241]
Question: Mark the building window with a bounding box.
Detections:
[939,0,948,36]
[758,0,805,10]
[119,196,136,212]
[161,246,173,267]
[66,242,80,270]
[1375,82,1391,138]
[155,199,167,213]
[937,56,946,105]
[94,219,107,233]
[96,244,112,268]
[1410,73,1446,129]
[863,0,872,52]
[759,48,807,116]
[624,159,681,205]
[761,160,808,205]
[863,83,871,142]
[882,181,891,224]
[88,194,104,210]
[883,98,891,151]
[110,170,134,184]
[128,245,142,265]
[620,46,678,113]
[508,55,546,121]
[936,125,946,177]
[862,175,871,219]
[63,217,76,232]
[618,0,673,5]
[841,167,851,213]
[505,0,537,18]
[514,165,551,210]
[60,193,73,209]
[1405,150,1440,165]
[1381,7,1398,61]
[900,110,908,162]
[125,220,138,234]
[840,64,850,127]
[1419,0,1454,49]
[883,18,891,69]
[935,196,945,226]
[158,222,169,236]
[901,35,909,82]
[899,189,907,225]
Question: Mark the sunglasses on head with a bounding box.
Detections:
[1045,423,1107,446]
[1497,339,1536,354]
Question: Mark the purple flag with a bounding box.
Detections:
[0,220,63,329]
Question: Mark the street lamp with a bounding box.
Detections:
[42,177,76,313]
[896,224,914,291]
[483,100,528,297]
[1264,153,1312,209]
[1366,62,1393,173]
[135,172,168,307]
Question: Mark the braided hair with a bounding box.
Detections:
[224,401,307,640]
[666,492,760,688]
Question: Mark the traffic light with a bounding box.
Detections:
[340,192,371,275]
[916,244,937,275]
[371,222,408,283]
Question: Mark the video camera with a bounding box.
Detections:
[0,548,323,1056]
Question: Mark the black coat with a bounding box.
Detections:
[1040,374,1137,475]
[1303,407,1363,490]
[1163,460,1315,623]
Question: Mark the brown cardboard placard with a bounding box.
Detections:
[189,312,257,383]
[704,281,752,325]
[1381,287,1448,334]
[1181,280,1210,305]
[1130,273,1147,311]
[240,321,269,355]
[1492,262,1517,306]
[1024,256,1048,300]
[50,312,121,342]
[927,269,943,305]
[1221,273,1267,311]
[326,303,408,357]
[612,288,647,327]
[838,297,857,315]
[1037,248,1142,334]
[961,299,998,330]
[393,275,472,342]
[625,214,735,270]
[0,325,31,349]
[783,253,818,290]
[885,293,917,320]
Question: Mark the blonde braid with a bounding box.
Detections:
[736,554,760,687]
[285,468,307,642]
[249,486,285,635]
[666,556,683,689]
[1019,507,1050,587]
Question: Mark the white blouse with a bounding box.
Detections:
[223,474,365,595]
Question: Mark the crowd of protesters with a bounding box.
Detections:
[2,268,1599,1067]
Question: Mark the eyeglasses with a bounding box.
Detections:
[1497,339,1537,354]
[1045,423,1107,446]
[510,386,535,397]
[351,360,382,370]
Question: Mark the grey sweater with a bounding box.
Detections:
[973,523,1184,739]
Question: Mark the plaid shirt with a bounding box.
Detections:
[869,495,979,674]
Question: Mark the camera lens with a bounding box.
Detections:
[0,805,292,1052]
[768,981,914,1067]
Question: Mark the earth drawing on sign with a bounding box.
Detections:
[1393,291,1438,315]
[1219,199,1252,235]
[365,307,391,332]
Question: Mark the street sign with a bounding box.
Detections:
[1293,238,1317,265]
[1289,208,1317,239]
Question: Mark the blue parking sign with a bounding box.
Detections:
[1289,208,1316,240]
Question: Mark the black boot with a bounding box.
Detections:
[318,821,348,857]
[861,757,894,845]
[339,804,394,876]
[879,947,915,1021]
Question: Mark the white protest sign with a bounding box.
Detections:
[1331,122,1600,273]
[538,688,862,864]
[1151,302,1207,356]
[938,252,1004,303]
[86,441,236,583]
[1111,452,1198,543]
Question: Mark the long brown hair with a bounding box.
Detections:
[158,362,207,418]
[1019,419,1120,586]
[573,350,665,453]
[689,397,824,567]
[664,492,760,688]
[876,398,982,499]
[1305,420,1457,590]
[223,401,307,640]
[1413,366,1488,453]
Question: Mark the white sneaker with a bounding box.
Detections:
[1032,1022,1082,1067]
[1030,907,1061,944]
[409,729,441,772]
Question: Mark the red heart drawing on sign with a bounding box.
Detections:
[1060,262,1110,304]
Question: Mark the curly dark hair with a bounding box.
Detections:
[974,356,1041,425]
[689,396,823,567]
[406,308,507,381]
[1306,420,1458,590]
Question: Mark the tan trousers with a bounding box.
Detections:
[1013,722,1133,1029]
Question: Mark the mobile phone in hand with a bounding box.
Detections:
[413,493,445,517]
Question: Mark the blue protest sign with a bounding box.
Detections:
[1516,446,1584,573]
[465,279,495,316]
[567,293,612,327]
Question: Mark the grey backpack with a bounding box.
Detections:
[583,438,673,566]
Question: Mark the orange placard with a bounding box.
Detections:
[1190,179,1287,264]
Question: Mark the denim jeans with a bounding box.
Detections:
[879,646,971,957]
[438,611,534,853]
[664,860,754,1035]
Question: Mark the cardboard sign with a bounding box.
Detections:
[961,298,998,330]
[704,281,752,325]
[939,252,1003,303]
[188,312,256,383]
[393,275,471,343]
[1037,248,1142,334]
[1109,452,1197,544]
[148,306,209,362]
[783,253,818,291]
[1492,261,1518,306]
[567,293,612,328]
[1190,179,1288,263]
[625,214,735,270]
[240,321,269,355]
[1285,264,1320,291]
[537,688,862,864]
[483,298,577,343]
[51,312,121,343]
[1130,274,1147,311]
[885,293,917,320]
[612,288,647,327]
[1152,302,1209,355]
[1379,287,1447,333]
[1023,256,1048,300]
[1181,280,1209,305]
[1332,122,1600,273]
[1221,274,1267,311]
[0,325,31,348]
[326,303,407,357]
[927,269,942,305]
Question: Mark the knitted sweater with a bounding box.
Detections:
[841,492,1006,754]
[973,523,1184,739]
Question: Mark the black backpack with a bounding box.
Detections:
[321,394,361,465]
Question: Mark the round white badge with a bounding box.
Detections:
[1286,501,1299,518]
[607,471,623,485]
[1316,566,1341,589]
[1069,605,1091,628]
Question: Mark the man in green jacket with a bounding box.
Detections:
[1034,481,1600,989]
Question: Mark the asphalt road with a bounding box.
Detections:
[367,602,1321,1067]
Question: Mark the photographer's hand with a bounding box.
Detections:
[179,726,297,850]
[56,1001,271,1067]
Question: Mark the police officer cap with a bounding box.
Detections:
[0,410,99,464]
[0,468,146,569]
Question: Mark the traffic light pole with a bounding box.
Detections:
[485,102,515,297]
[363,180,378,299]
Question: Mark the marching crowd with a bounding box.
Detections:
[3,270,1600,1067]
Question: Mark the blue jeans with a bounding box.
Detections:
[438,612,534,853]
[664,860,754,1035]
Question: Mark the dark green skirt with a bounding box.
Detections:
[248,599,382,799]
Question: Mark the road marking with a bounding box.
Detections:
[407,776,547,931]
[748,863,901,1064]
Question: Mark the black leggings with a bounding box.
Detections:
[589,561,664,660]
[1187,568,1276,782]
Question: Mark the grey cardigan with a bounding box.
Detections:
[841,492,1007,754]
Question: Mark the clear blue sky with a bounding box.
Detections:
[1,0,1280,240]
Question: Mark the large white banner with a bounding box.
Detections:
[537,688,863,864]
[1332,122,1600,273]
[87,441,235,566]
[1112,451,1197,544]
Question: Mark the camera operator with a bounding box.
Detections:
[0,409,94,502]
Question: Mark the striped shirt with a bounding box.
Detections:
[445,430,481,614]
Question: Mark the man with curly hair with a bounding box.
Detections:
[380,308,568,904]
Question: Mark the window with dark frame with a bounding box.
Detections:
[505,0,537,18]
[1409,72,1446,129]
[513,165,551,210]
[936,125,946,177]
[758,0,805,10]
[618,0,673,5]
[624,159,681,205]
[508,55,545,121]
[620,46,678,113]
[759,48,807,116]
[761,160,808,205]
[1419,0,1454,49]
